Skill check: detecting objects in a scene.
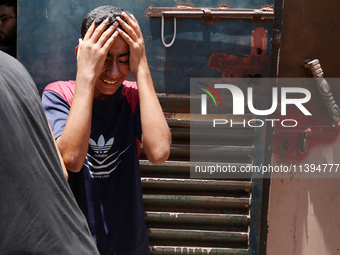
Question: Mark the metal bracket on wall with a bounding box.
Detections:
[304,59,340,126]
[298,129,311,154]
[147,6,274,47]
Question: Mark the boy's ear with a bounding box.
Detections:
[75,39,82,57]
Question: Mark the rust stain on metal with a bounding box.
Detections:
[208,27,269,77]
[145,5,152,19]
[261,4,274,10]
[217,3,230,9]
[175,3,195,8]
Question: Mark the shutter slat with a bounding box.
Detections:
[150,246,249,255]
[143,194,250,214]
[148,228,248,247]
[145,212,249,230]
[142,178,252,192]
[140,160,252,179]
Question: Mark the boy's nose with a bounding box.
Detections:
[108,62,120,78]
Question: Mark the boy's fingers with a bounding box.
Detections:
[116,16,138,41]
[117,27,134,46]
[83,21,96,40]
[97,21,119,47]
[91,18,110,42]
[121,12,138,27]
[130,14,138,24]
[122,12,141,37]
[103,30,119,50]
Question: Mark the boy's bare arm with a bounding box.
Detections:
[48,122,68,180]
[57,20,119,172]
[117,13,171,164]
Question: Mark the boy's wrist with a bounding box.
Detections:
[76,73,97,92]
[133,57,150,77]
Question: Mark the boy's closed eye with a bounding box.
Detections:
[117,52,130,63]
[106,52,130,64]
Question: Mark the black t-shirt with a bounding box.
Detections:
[0,50,99,254]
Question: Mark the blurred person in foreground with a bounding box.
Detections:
[0,50,99,255]
[0,0,17,57]
[42,5,171,255]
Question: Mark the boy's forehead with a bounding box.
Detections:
[107,36,129,54]
[107,50,130,58]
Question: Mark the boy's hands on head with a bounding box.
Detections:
[117,12,171,165]
[116,12,148,76]
[77,19,119,85]
[63,19,119,172]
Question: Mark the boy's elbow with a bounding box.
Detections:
[147,143,171,165]
[57,139,85,173]
[148,151,170,165]
[62,153,84,173]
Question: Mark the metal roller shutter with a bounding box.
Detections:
[140,94,266,254]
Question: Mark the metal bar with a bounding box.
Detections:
[140,160,252,169]
[140,160,190,178]
[140,144,254,162]
[148,228,249,244]
[157,144,253,163]
[142,178,252,192]
[150,246,249,255]
[145,212,250,227]
[174,144,254,152]
[147,7,274,20]
[150,6,274,47]
[139,160,252,179]
[143,194,250,211]
[157,93,191,114]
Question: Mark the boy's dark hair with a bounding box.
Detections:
[0,0,17,14]
[80,6,131,39]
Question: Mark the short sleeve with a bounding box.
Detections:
[41,90,70,139]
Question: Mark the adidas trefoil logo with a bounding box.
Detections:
[89,135,114,156]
